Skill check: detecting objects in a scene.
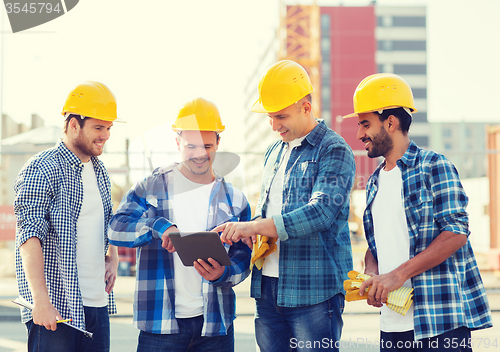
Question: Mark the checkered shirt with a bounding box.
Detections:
[14,140,116,330]
[250,120,356,307]
[108,164,251,336]
[363,141,493,340]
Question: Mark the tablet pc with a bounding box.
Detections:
[168,232,231,267]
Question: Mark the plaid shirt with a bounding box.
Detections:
[364,141,493,340]
[108,164,251,337]
[14,140,116,330]
[250,120,355,307]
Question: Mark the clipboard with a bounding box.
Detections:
[12,296,93,338]
[168,231,231,267]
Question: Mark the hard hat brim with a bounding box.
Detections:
[251,100,271,113]
[62,111,125,123]
[343,112,358,119]
[343,106,418,119]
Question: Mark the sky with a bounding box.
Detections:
[1,0,500,181]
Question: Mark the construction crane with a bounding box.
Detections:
[278,0,322,119]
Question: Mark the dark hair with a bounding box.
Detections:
[376,107,412,133]
[63,114,88,133]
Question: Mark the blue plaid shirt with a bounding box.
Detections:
[364,141,493,340]
[14,140,116,330]
[250,120,355,307]
[108,164,251,337]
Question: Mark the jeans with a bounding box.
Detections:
[136,315,234,352]
[380,327,472,352]
[26,306,110,352]
[255,276,344,352]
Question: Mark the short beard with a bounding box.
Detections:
[74,130,102,158]
[367,127,393,158]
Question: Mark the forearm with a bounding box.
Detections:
[253,218,278,238]
[106,243,118,258]
[364,249,379,276]
[19,237,50,304]
[393,231,467,282]
[109,213,173,247]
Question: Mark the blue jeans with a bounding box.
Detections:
[136,315,234,352]
[380,327,472,352]
[26,306,110,352]
[255,276,344,352]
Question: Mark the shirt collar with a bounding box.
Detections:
[56,139,97,167]
[280,119,326,148]
[155,162,224,183]
[397,140,419,168]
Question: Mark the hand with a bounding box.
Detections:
[241,236,254,249]
[193,258,225,281]
[32,299,63,331]
[213,222,255,245]
[359,271,406,305]
[104,252,119,294]
[161,226,178,252]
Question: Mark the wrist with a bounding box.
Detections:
[254,218,277,238]
[392,266,408,284]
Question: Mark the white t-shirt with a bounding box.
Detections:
[171,167,214,318]
[76,161,107,307]
[263,137,305,277]
[371,165,414,332]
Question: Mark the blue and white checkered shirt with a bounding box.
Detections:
[363,141,493,340]
[108,164,251,337]
[14,140,116,330]
[250,120,356,307]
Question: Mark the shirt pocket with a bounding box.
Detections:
[405,188,433,233]
[294,160,318,188]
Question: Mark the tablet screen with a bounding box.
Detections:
[168,231,231,267]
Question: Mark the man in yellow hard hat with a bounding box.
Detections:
[14,81,120,351]
[345,73,492,350]
[108,97,251,352]
[215,60,356,352]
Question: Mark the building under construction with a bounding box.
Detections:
[242,2,500,269]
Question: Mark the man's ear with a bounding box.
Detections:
[68,117,79,133]
[175,135,181,150]
[387,115,398,132]
[302,100,312,114]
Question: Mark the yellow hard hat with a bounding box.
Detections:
[343,73,417,118]
[61,81,119,122]
[252,60,314,113]
[172,97,225,133]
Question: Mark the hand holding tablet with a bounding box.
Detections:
[168,232,231,267]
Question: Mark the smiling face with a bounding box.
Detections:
[64,117,113,162]
[267,100,313,142]
[357,112,393,159]
[176,130,219,183]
